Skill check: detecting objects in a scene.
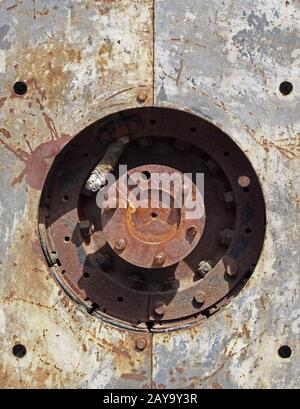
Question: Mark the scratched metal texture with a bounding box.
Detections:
[153,0,300,389]
[0,0,299,389]
[0,0,153,388]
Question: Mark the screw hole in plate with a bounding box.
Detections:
[13,81,27,96]
[278,345,292,358]
[13,344,27,358]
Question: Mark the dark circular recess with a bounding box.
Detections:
[279,81,293,96]
[38,107,266,332]
[278,345,292,359]
[13,81,27,96]
[12,344,27,358]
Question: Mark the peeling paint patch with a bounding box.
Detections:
[232,11,298,65]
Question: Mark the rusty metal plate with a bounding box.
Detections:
[0,0,298,389]
[0,0,154,388]
[153,0,299,389]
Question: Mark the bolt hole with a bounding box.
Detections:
[245,228,252,234]
[141,171,151,180]
[13,81,27,96]
[190,127,197,132]
[13,344,27,358]
[243,187,250,193]
[279,81,293,96]
[84,272,90,278]
[64,236,70,243]
[278,345,292,358]
[117,297,123,302]
[150,119,156,125]
[224,151,229,156]
[151,211,158,219]
[62,195,69,202]
[51,250,57,255]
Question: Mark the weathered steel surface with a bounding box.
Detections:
[0,0,153,388]
[153,0,300,388]
[0,0,299,389]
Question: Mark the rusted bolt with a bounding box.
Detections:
[225,260,238,277]
[186,225,197,237]
[197,260,212,278]
[137,90,148,103]
[154,252,166,266]
[154,302,167,316]
[135,338,147,351]
[224,191,235,209]
[219,228,234,246]
[79,220,94,238]
[115,238,127,251]
[238,175,251,188]
[205,159,220,176]
[193,291,206,306]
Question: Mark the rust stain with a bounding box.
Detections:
[0,131,70,189]
[0,97,7,107]
[212,382,223,389]
[121,373,146,381]
[98,40,113,78]
[32,0,36,20]
[6,4,18,11]
[3,295,58,311]
[0,128,11,138]
[8,43,81,108]
[99,338,131,360]
[242,323,250,339]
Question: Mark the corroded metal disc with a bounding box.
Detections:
[101,165,205,268]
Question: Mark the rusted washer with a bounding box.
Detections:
[101,165,206,268]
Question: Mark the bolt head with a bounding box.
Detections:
[154,302,167,316]
[193,291,206,306]
[224,257,238,277]
[115,238,127,251]
[137,90,148,103]
[154,252,166,266]
[197,260,212,278]
[135,338,147,351]
[186,225,197,237]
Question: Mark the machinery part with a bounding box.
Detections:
[39,107,265,330]
[101,164,205,269]
[85,137,129,192]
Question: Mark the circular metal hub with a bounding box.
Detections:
[101,165,205,268]
[39,107,266,331]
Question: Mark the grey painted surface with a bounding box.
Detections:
[153,0,299,388]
